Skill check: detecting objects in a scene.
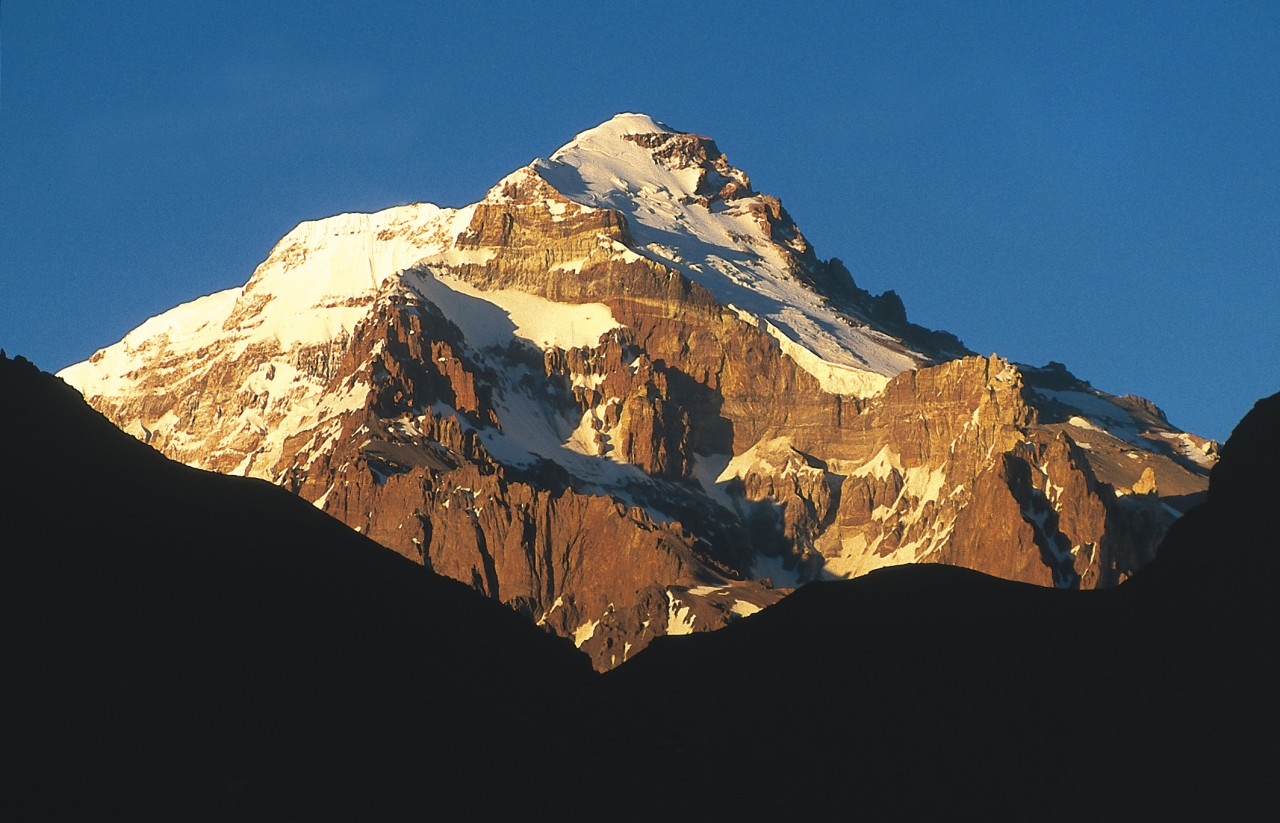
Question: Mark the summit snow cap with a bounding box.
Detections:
[538,112,727,208]
[557,112,678,145]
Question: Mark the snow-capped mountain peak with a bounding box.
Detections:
[539,111,753,225]
[534,113,925,394]
[55,112,1212,672]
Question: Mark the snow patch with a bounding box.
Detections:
[313,483,335,510]
[852,445,901,481]
[749,553,804,588]
[717,436,793,483]
[665,590,697,636]
[573,619,600,648]
[1067,415,1104,432]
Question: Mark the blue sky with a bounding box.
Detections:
[2,1,1276,441]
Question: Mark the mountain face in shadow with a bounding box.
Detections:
[7,349,1275,820]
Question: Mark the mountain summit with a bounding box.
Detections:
[532,112,959,393]
[60,113,1214,669]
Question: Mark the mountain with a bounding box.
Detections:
[9,351,1274,819]
[58,113,1215,669]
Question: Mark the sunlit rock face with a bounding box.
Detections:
[60,113,1212,670]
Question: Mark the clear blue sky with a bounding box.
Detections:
[2,1,1276,441]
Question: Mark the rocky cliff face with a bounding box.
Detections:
[59,113,1213,669]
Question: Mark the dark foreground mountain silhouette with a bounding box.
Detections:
[4,352,594,819]
[6,350,1275,820]
[602,387,1278,819]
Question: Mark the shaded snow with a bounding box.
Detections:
[406,268,620,352]
[749,553,804,588]
[1034,388,1150,448]
[689,452,737,510]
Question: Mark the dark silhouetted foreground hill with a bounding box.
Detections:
[600,390,1278,819]
[3,353,593,820]
[6,350,1275,820]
